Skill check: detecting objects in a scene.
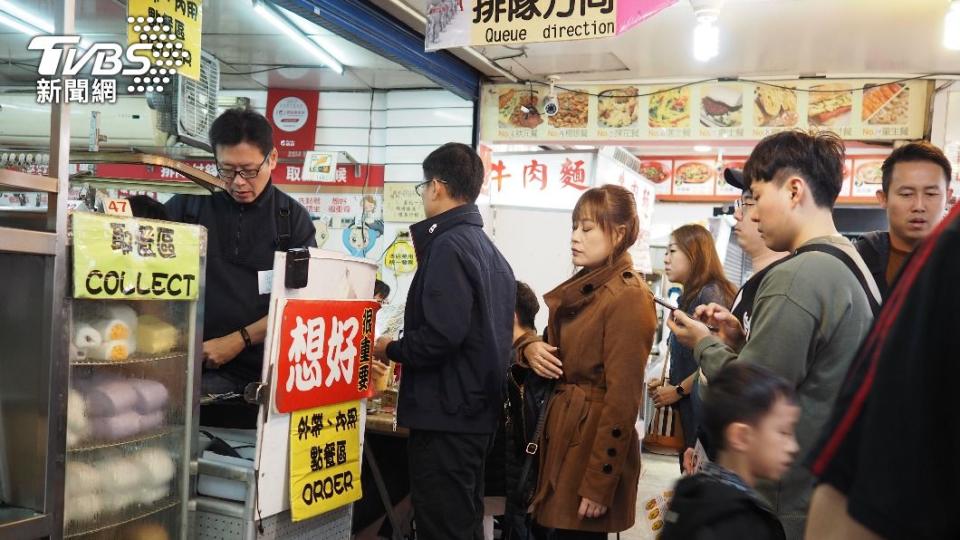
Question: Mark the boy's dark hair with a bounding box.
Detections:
[743,130,845,209]
[209,108,274,158]
[126,195,169,220]
[422,142,484,203]
[374,279,390,299]
[704,363,796,453]
[881,141,952,194]
[515,281,539,331]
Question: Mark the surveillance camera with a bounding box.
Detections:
[543,95,559,117]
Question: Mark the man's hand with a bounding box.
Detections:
[522,341,563,379]
[666,310,712,349]
[682,448,696,475]
[203,332,245,369]
[693,303,746,350]
[652,384,682,408]
[578,497,608,519]
[374,336,393,362]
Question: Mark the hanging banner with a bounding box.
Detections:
[72,212,202,300]
[384,183,426,223]
[481,80,931,143]
[267,89,320,161]
[486,152,595,209]
[289,401,363,520]
[302,151,339,182]
[127,0,203,81]
[424,0,677,50]
[273,300,378,413]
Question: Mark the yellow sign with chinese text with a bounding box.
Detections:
[289,401,363,521]
[127,0,202,80]
[383,232,417,275]
[72,212,202,300]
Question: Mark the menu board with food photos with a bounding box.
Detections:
[643,155,885,204]
[481,79,930,143]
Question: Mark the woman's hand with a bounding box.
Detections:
[523,341,563,379]
[652,384,681,407]
[578,497,608,519]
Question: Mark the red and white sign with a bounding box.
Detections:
[274,163,385,188]
[486,152,595,210]
[274,300,378,413]
[267,89,319,161]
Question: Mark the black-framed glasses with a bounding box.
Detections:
[415,178,447,196]
[217,154,269,181]
[735,196,756,211]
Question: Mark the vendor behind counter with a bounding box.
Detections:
[165,108,316,428]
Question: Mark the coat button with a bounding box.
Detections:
[607,448,617,457]
[602,464,613,474]
[611,428,622,438]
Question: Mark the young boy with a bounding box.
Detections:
[664,363,800,540]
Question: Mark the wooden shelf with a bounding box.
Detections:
[0,226,56,255]
[0,168,57,193]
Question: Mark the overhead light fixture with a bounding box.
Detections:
[0,0,53,33]
[693,8,719,62]
[694,145,712,152]
[945,0,960,50]
[254,1,344,75]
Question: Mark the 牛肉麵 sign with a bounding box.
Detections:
[72,212,202,300]
[273,299,378,413]
[424,0,676,50]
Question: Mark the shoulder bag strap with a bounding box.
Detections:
[795,243,881,317]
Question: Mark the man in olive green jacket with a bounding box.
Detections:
[669,130,881,540]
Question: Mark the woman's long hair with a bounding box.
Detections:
[671,224,737,309]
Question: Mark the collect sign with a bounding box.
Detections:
[424,0,676,49]
[289,401,363,520]
[72,212,201,300]
[267,89,320,161]
[127,0,202,81]
[273,300,378,413]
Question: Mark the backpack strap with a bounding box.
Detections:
[795,243,881,317]
[276,194,291,252]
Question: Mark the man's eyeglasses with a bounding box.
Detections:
[217,155,269,181]
[734,197,756,211]
[415,178,448,196]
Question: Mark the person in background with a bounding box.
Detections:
[374,278,391,304]
[668,130,881,539]
[516,184,657,538]
[664,363,799,540]
[855,141,953,300]
[373,143,516,540]
[126,195,169,220]
[165,109,316,426]
[650,224,736,471]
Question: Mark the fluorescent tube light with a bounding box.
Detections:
[255,2,344,75]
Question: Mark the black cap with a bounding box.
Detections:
[723,168,746,191]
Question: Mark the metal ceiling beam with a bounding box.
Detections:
[270,0,483,100]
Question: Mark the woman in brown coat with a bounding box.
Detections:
[517,185,657,538]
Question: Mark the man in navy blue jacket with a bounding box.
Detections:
[374,143,516,540]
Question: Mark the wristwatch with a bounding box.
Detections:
[676,385,686,397]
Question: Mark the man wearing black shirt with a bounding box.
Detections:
[166,109,316,419]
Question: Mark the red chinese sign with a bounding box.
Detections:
[274,300,378,413]
[267,88,320,161]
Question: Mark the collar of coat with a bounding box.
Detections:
[544,252,636,323]
[409,203,483,260]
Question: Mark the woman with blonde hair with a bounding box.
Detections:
[651,224,737,469]
[517,184,657,538]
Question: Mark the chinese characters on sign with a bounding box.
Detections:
[267,89,320,161]
[274,300,378,413]
[289,401,363,520]
[486,152,595,209]
[129,0,203,81]
[72,212,201,300]
[383,183,427,223]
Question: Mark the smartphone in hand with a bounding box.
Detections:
[653,296,679,311]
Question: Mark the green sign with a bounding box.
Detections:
[73,212,201,300]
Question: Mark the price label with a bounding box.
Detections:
[103,198,133,217]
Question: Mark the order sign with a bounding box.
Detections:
[273,300,378,413]
[289,401,363,521]
[72,212,202,300]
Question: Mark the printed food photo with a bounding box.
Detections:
[675,161,714,185]
[548,91,590,128]
[498,88,544,129]
[598,86,640,128]
[649,87,691,128]
[862,82,910,125]
[639,161,671,184]
[808,83,853,126]
[700,85,743,128]
[754,85,799,127]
